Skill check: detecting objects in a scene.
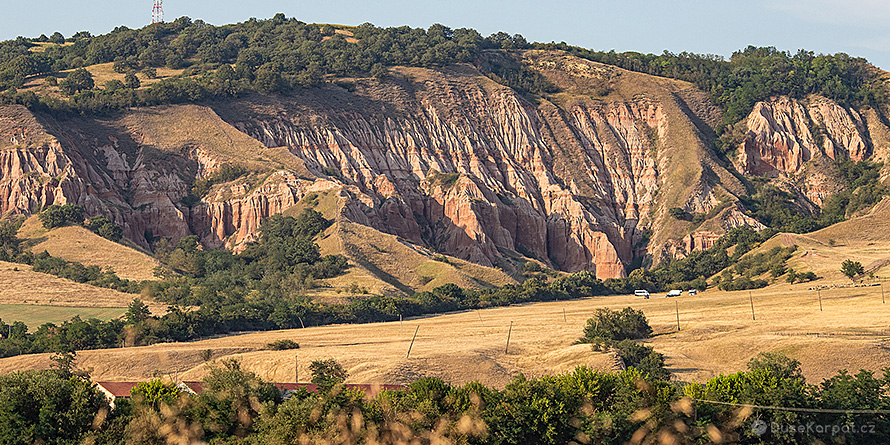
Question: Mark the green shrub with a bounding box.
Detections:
[266,339,300,350]
[581,307,652,343]
[38,204,84,229]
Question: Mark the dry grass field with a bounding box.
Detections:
[17,216,160,282]
[2,282,887,388]
[751,198,890,281]
[0,260,140,308]
[314,220,518,298]
[120,104,310,175]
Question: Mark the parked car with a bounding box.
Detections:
[634,289,650,299]
[666,289,682,297]
[688,289,698,295]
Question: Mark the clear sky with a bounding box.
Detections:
[3,0,890,69]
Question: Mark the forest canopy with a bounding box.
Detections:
[0,15,882,125]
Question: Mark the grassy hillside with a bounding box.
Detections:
[753,197,890,282]
[316,221,518,298]
[0,260,163,313]
[17,216,159,282]
[120,104,311,176]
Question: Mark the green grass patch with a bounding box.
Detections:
[0,305,125,331]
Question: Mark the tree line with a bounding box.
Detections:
[536,42,885,132]
[0,15,883,123]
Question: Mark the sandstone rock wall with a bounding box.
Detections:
[227,72,678,277]
[738,96,870,205]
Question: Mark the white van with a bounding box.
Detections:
[666,289,682,297]
[634,290,650,299]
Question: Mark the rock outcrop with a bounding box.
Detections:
[737,96,872,205]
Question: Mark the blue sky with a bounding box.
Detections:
[4,0,890,69]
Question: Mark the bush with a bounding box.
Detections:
[86,215,122,242]
[613,339,670,380]
[38,204,84,229]
[309,359,348,387]
[581,307,652,343]
[747,352,803,380]
[266,339,300,350]
[524,260,542,272]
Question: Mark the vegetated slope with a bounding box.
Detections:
[0,47,886,282]
[2,285,887,386]
[215,54,755,277]
[17,216,159,281]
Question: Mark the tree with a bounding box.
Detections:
[309,358,348,387]
[140,67,157,79]
[747,352,803,380]
[254,67,283,93]
[131,379,182,410]
[104,79,124,91]
[581,307,652,343]
[59,67,94,95]
[125,298,151,324]
[38,203,83,229]
[840,259,864,282]
[199,359,280,439]
[770,263,786,279]
[124,72,140,89]
[613,339,670,380]
[0,370,108,445]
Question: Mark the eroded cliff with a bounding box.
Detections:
[3,51,882,282]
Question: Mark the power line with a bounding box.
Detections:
[692,398,890,415]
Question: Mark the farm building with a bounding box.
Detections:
[94,380,405,408]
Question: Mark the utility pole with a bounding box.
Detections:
[749,291,755,321]
[675,301,680,331]
[406,326,419,358]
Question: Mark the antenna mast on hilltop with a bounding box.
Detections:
[152,0,164,24]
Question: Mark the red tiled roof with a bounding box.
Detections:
[97,381,406,398]
[95,382,139,398]
[181,381,203,394]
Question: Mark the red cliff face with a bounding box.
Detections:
[7,54,866,279]
[738,96,870,206]
[224,67,681,277]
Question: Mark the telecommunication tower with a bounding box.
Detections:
[152,0,164,24]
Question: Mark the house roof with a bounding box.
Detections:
[95,381,139,398]
[96,381,406,399]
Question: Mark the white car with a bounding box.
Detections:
[666,289,682,297]
[634,290,650,299]
[688,289,698,295]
